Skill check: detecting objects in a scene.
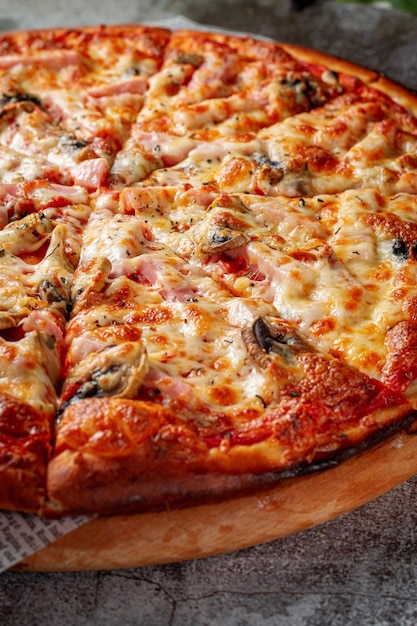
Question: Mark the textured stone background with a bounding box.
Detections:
[1,1,417,624]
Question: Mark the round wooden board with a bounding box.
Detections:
[13,428,417,572]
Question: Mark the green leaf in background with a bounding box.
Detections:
[336,0,417,15]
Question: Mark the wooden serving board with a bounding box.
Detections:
[14,429,417,572]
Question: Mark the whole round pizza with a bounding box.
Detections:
[1,23,417,517]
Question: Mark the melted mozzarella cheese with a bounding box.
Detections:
[258,95,417,196]
[0,183,90,324]
[0,331,59,414]
[113,185,417,383]
[67,208,288,416]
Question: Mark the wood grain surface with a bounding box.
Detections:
[14,428,417,572]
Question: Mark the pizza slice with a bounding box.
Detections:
[45,191,416,515]
[110,29,352,187]
[0,182,91,512]
[0,25,170,189]
[134,84,417,197]
[119,184,417,399]
[256,87,417,197]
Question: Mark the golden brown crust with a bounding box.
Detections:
[279,43,379,84]
[46,403,416,516]
[46,398,225,514]
[281,42,417,117]
[46,448,252,516]
[0,393,50,512]
[46,353,416,515]
[172,29,297,64]
[369,76,417,117]
[0,467,46,513]
[0,23,171,50]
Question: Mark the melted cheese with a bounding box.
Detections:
[66,208,288,417]
[119,185,417,383]
[0,29,169,192]
[131,89,417,197]
[0,183,91,413]
[0,331,58,415]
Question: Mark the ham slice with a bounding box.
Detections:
[88,76,148,97]
[72,158,109,190]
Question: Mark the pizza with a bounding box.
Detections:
[1,24,417,517]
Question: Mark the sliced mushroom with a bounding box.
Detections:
[61,341,149,410]
[0,91,41,110]
[200,227,250,254]
[59,134,89,152]
[253,154,283,170]
[38,280,66,304]
[33,225,74,310]
[391,237,417,262]
[321,69,339,86]
[279,74,330,108]
[242,316,313,369]
[1,212,54,248]
[174,53,204,68]
[0,92,41,121]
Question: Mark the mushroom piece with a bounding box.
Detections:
[174,52,204,68]
[200,227,250,254]
[253,154,285,186]
[0,91,41,110]
[38,280,66,304]
[0,93,41,123]
[61,341,149,409]
[242,316,313,369]
[33,225,74,310]
[1,212,54,248]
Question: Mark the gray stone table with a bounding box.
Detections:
[1,1,417,624]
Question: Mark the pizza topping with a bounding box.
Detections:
[72,157,110,190]
[0,90,42,113]
[320,69,339,86]
[61,341,149,409]
[0,330,59,415]
[87,75,148,98]
[242,316,313,370]
[0,312,16,330]
[22,308,64,344]
[31,226,73,307]
[1,211,53,250]
[392,237,416,261]
[59,135,89,152]
[200,225,250,254]
[174,52,204,68]
[38,279,66,304]
[71,256,111,313]
[0,48,87,71]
